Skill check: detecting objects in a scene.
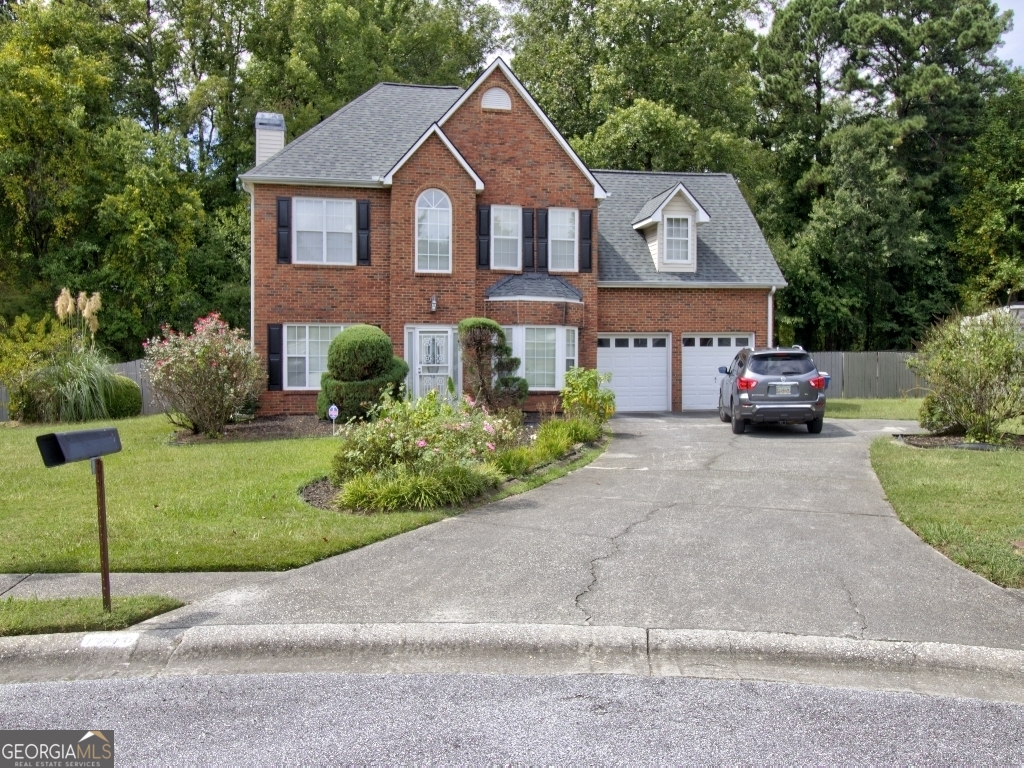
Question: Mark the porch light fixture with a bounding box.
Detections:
[430,295,438,313]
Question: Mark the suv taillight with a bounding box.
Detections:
[737,377,757,391]
[809,376,826,390]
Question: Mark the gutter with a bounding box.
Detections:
[768,286,776,349]
[241,179,256,348]
[598,281,786,290]
[238,175,384,188]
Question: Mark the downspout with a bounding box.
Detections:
[241,179,255,350]
[768,286,776,349]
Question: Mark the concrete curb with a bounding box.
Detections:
[1,623,1022,702]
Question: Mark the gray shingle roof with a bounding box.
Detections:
[631,186,676,226]
[485,273,583,302]
[593,170,786,286]
[241,84,464,183]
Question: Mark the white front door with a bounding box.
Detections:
[411,329,452,399]
[681,333,753,410]
[597,335,671,412]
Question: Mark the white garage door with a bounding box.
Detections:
[597,335,670,412]
[681,334,754,410]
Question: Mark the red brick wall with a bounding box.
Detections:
[484,300,585,328]
[598,287,770,411]
[386,133,479,356]
[442,68,600,369]
[251,184,392,415]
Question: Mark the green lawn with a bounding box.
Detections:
[827,398,923,420]
[871,437,1024,588]
[0,416,445,572]
[0,595,184,636]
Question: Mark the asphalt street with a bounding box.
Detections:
[3,672,1022,764]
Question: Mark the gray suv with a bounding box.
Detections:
[718,348,827,434]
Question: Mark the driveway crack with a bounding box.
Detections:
[839,578,868,639]
[574,503,675,624]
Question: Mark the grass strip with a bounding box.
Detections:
[826,398,924,420]
[871,437,1024,588]
[0,595,184,637]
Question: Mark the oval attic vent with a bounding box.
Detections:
[481,87,512,111]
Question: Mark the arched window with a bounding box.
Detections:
[481,87,512,111]
[416,189,451,272]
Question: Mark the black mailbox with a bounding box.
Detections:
[36,428,122,468]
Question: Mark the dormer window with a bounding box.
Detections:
[664,217,690,263]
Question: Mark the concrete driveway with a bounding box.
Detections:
[145,416,1024,650]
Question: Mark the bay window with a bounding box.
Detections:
[502,325,579,390]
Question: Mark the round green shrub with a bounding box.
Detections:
[327,325,394,382]
[317,356,409,421]
[105,375,143,419]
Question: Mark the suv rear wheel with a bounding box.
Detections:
[731,408,746,434]
[808,416,824,434]
[718,397,731,423]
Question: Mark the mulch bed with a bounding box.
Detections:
[173,415,337,444]
[898,433,1024,450]
[300,477,338,510]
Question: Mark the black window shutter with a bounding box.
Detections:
[267,324,283,391]
[522,208,535,270]
[357,200,370,265]
[579,209,593,272]
[276,198,291,264]
[536,208,548,271]
[477,205,491,269]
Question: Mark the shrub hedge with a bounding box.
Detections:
[105,375,143,418]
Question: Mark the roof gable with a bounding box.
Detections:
[382,124,484,192]
[437,59,608,200]
[632,182,710,229]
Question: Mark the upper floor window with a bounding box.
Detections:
[294,198,356,264]
[549,208,578,271]
[416,189,451,273]
[491,205,521,270]
[664,217,690,262]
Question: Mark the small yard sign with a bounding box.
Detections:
[328,404,339,435]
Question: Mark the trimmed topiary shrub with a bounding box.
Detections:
[327,324,394,381]
[457,318,528,410]
[105,375,143,418]
[317,325,408,421]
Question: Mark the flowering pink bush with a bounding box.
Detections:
[144,313,264,436]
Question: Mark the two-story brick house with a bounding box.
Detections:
[240,59,785,414]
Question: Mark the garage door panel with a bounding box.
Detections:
[597,337,669,412]
[682,334,753,411]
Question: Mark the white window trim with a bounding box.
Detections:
[548,207,579,273]
[504,325,578,391]
[490,205,522,272]
[292,197,357,266]
[662,215,692,264]
[414,189,453,274]
[283,323,346,391]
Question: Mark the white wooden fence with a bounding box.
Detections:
[0,359,164,421]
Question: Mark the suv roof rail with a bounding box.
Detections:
[791,344,804,350]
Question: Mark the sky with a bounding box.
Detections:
[997,0,1024,67]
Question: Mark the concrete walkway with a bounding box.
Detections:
[129,416,1022,648]
[0,572,279,603]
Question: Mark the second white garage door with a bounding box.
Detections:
[681,333,754,410]
[597,335,670,412]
